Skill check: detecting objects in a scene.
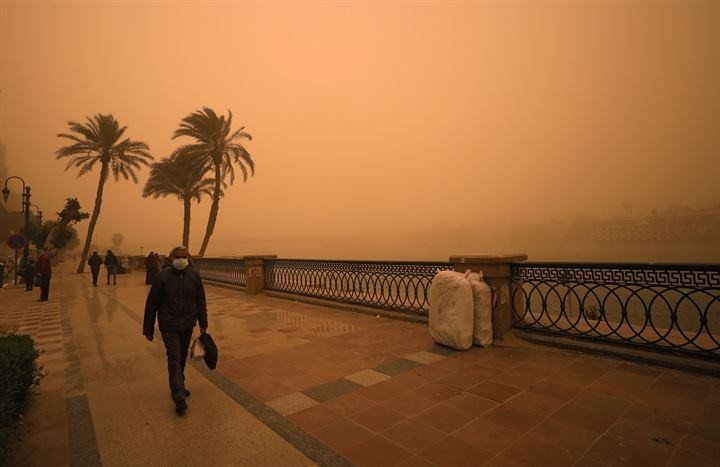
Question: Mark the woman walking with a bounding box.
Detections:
[104,250,118,285]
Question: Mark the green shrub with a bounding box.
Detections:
[0,333,45,466]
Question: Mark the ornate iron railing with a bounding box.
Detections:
[264,259,454,315]
[193,258,246,287]
[512,262,720,356]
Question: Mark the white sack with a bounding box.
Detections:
[467,272,493,347]
[428,270,474,350]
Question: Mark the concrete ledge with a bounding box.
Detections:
[514,328,720,377]
[203,280,247,293]
[450,254,528,264]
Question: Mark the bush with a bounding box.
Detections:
[0,333,45,465]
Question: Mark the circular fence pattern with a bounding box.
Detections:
[264,259,454,315]
[512,262,720,356]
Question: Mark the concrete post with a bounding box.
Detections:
[243,255,277,295]
[449,254,528,341]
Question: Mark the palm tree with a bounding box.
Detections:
[171,107,254,256]
[142,155,220,248]
[57,114,152,273]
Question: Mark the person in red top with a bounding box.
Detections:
[36,249,52,302]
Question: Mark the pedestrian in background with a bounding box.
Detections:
[88,251,103,286]
[154,253,162,280]
[104,250,118,285]
[36,249,52,302]
[145,252,155,284]
[23,255,36,291]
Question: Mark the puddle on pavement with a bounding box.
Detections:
[230,310,357,337]
[274,310,357,335]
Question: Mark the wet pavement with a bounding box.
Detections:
[1,265,719,466]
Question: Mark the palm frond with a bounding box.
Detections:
[57,113,152,183]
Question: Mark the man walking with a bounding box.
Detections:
[36,250,52,302]
[143,246,208,415]
[88,251,103,286]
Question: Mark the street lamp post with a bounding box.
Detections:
[30,203,43,226]
[2,176,31,260]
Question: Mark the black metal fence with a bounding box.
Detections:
[193,258,247,287]
[512,262,720,356]
[264,259,454,315]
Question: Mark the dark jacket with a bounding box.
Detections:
[23,259,36,279]
[104,253,117,268]
[143,266,208,336]
[36,255,52,277]
[88,255,103,269]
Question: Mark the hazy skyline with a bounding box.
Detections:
[1,1,718,260]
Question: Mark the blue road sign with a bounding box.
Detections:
[6,233,27,250]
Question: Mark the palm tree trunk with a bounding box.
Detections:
[77,162,108,273]
[182,195,191,248]
[198,162,221,257]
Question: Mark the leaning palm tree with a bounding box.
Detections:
[171,107,254,256]
[142,154,221,248]
[57,114,153,273]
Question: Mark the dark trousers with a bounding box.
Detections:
[91,267,100,285]
[161,328,194,402]
[25,274,35,291]
[107,266,116,284]
[40,274,51,301]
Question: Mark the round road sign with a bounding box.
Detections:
[6,234,27,250]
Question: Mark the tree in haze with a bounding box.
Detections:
[40,197,90,250]
[171,107,253,256]
[33,221,81,251]
[112,232,124,250]
[142,154,221,248]
[56,114,152,272]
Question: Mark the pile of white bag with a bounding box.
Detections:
[428,270,493,350]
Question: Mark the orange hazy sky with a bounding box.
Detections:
[1,1,718,260]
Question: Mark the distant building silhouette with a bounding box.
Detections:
[510,204,720,244]
[593,208,720,242]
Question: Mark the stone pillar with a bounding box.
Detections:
[243,255,277,295]
[449,254,528,340]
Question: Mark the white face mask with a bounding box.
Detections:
[172,258,189,270]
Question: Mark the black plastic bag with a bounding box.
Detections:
[198,333,218,370]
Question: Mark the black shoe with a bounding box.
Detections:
[175,399,187,415]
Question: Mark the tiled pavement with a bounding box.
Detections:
[2,268,720,466]
[0,279,68,465]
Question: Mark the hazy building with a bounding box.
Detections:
[592,208,720,242]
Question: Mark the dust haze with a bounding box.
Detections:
[1,1,718,262]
